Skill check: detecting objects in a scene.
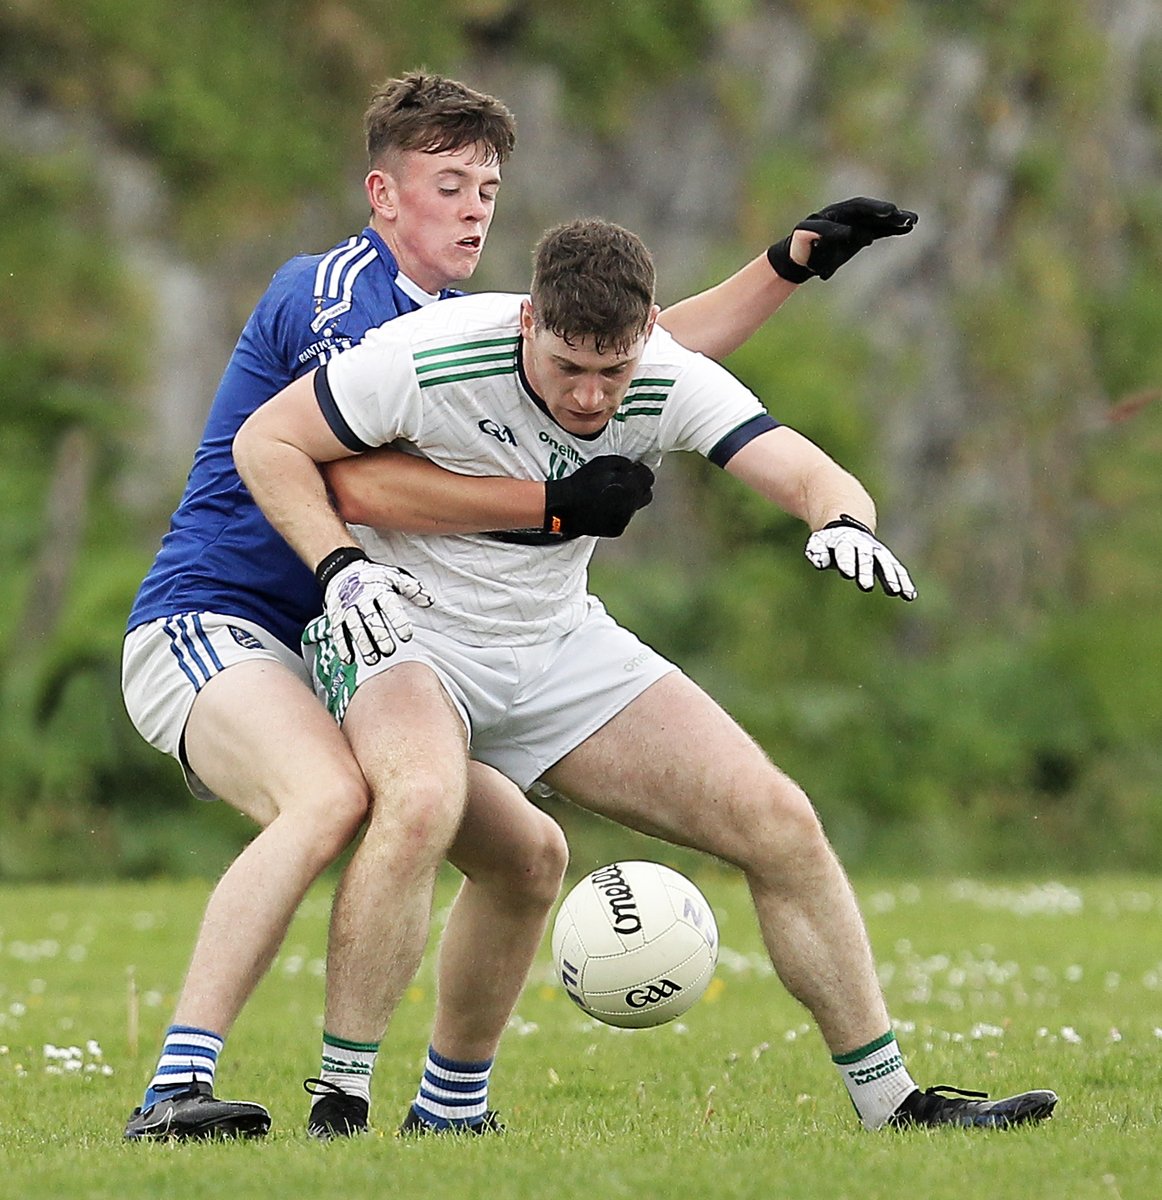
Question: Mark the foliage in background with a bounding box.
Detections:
[0,0,1159,877]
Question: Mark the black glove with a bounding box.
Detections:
[544,455,655,537]
[767,197,918,283]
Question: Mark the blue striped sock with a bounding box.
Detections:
[411,1046,493,1129]
[142,1024,223,1109]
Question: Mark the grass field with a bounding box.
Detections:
[2,870,1161,1199]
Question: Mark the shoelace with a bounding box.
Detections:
[921,1085,990,1101]
[303,1077,351,1100]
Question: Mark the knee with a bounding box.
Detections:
[300,770,369,866]
[512,814,570,910]
[369,767,466,860]
[485,811,570,912]
[731,774,831,877]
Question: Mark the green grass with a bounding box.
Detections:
[2,872,1161,1199]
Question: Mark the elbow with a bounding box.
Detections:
[232,419,257,489]
[321,461,369,525]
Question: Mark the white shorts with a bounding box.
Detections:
[303,597,677,792]
[122,613,309,801]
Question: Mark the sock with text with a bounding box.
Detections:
[834,1032,918,1130]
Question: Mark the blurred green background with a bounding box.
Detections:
[1,0,1160,880]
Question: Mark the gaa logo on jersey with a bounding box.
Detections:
[478,418,517,446]
[228,626,263,650]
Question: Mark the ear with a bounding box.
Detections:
[644,303,661,340]
[519,298,536,338]
[365,168,398,220]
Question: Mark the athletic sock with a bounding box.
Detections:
[311,1032,379,1107]
[833,1031,918,1130]
[142,1024,223,1109]
[409,1046,493,1129]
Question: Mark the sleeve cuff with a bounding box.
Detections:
[708,413,780,467]
[314,367,374,452]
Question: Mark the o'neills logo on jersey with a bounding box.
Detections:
[590,864,642,935]
[538,429,585,467]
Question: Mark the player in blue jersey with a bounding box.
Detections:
[235,217,1057,1137]
[122,70,919,1140]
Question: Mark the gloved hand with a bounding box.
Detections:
[767,197,918,283]
[804,514,917,600]
[544,455,656,537]
[315,547,433,664]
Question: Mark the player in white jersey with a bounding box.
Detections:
[316,292,771,645]
[234,219,1058,1135]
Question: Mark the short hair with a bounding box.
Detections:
[363,71,516,169]
[530,219,657,354]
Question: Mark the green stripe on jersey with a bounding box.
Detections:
[414,336,519,389]
[414,336,520,361]
[419,363,518,388]
[616,375,675,420]
[415,349,516,376]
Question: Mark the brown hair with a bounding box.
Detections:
[363,72,516,169]
[530,219,656,354]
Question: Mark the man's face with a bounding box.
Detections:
[519,300,657,436]
[368,145,501,292]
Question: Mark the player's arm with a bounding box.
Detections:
[235,369,440,664]
[325,447,652,539]
[324,449,541,534]
[724,426,916,600]
[658,240,808,360]
[658,198,917,361]
[233,370,359,570]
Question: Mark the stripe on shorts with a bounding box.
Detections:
[163,612,225,691]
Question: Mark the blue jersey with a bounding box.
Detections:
[128,227,459,651]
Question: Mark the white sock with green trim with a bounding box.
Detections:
[312,1033,378,1106]
[833,1032,918,1130]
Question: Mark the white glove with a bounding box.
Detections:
[315,548,433,665]
[804,515,917,601]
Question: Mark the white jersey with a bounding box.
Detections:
[318,292,775,645]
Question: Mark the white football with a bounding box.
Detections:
[551,861,718,1028]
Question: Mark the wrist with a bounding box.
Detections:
[824,513,874,535]
[542,479,565,535]
[315,546,369,590]
[766,237,813,285]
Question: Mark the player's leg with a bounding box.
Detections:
[306,661,471,1137]
[122,623,369,1140]
[399,763,568,1134]
[544,672,1056,1130]
[545,672,890,1052]
[175,661,368,1029]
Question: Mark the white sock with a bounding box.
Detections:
[313,1033,378,1106]
[834,1032,918,1130]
